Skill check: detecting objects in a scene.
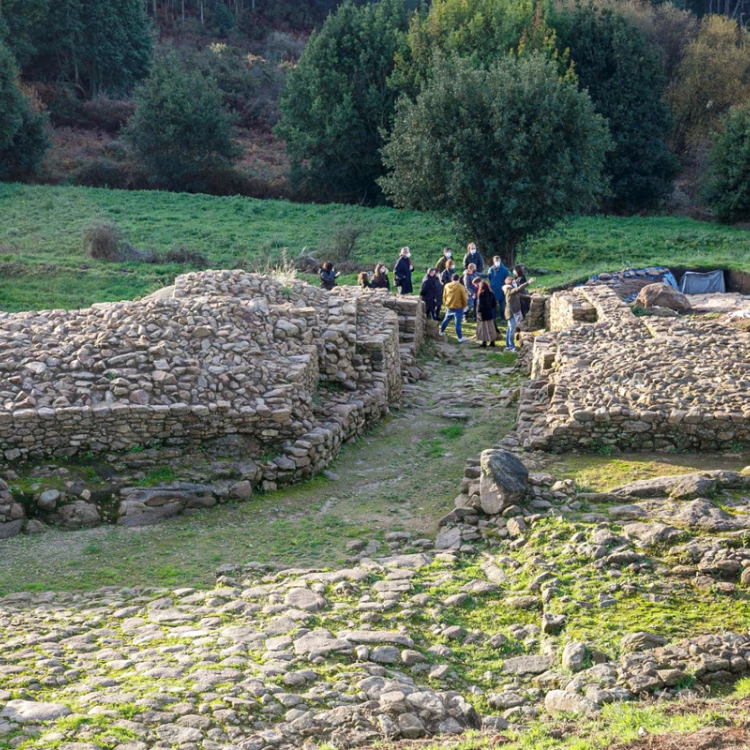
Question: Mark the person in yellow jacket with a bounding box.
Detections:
[439,273,469,342]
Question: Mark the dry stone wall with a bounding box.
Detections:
[0,271,427,538]
[518,286,750,452]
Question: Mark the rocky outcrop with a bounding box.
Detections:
[636,283,692,313]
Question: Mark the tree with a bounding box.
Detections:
[668,15,750,154]
[0,0,48,67]
[553,3,677,211]
[4,0,153,97]
[125,48,240,191]
[0,41,48,181]
[213,2,235,36]
[275,0,408,203]
[379,54,612,267]
[704,104,750,222]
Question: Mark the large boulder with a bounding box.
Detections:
[635,283,691,313]
[477,450,529,515]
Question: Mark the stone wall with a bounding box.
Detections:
[0,272,427,538]
[518,286,750,453]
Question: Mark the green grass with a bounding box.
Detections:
[2,183,750,311]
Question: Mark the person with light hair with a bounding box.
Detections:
[393,247,414,295]
[463,242,484,273]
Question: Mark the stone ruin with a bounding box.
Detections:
[0,271,425,538]
[513,284,750,453]
[517,287,750,453]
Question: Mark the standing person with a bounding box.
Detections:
[419,267,443,320]
[319,261,339,290]
[393,247,414,295]
[514,264,532,317]
[503,274,536,352]
[463,242,484,273]
[439,273,469,342]
[435,247,453,273]
[463,263,482,321]
[488,256,510,321]
[475,281,498,348]
[371,263,390,290]
[357,271,371,290]
[440,258,457,286]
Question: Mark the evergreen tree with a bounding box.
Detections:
[0,41,48,181]
[275,0,408,203]
[0,0,48,67]
[705,104,750,223]
[380,55,612,267]
[125,48,240,191]
[553,3,677,211]
[7,0,152,97]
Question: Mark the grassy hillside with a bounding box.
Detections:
[2,183,750,311]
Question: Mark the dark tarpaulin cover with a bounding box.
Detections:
[679,270,726,295]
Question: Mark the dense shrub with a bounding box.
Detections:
[380,54,612,267]
[83,221,139,261]
[0,41,48,181]
[71,158,140,190]
[704,105,750,223]
[276,0,408,204]
[125,49,241,192]
[553,2,677,211]
[668,15,750,154]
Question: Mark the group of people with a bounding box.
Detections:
[319,243,535,352]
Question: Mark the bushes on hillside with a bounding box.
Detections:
[380,55,612,268]
[0,42,48,181]
[704,105,750,223]
[125,49,241,192]
[553,3,676,211]
[668,15,750,154]
[275,0,408,204]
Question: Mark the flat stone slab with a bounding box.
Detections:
[337,630,414,648]
[502,655,553,675]
[0,700,72,723]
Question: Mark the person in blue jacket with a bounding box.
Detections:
[487,256,510,321]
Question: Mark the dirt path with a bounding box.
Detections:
[0,339,519,595]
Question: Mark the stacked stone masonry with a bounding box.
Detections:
[0,272,426,537]
[518,286,750,452]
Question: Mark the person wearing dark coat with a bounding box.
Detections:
[319,261,339,290]
[463,242,484,273]
[514,264,532,317]
[420,268,443,320]
[370,263,390,290]
[393,247,414,295]
[475,281,498,347]
[440,259,457,286]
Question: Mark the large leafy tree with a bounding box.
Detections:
[704,104,750,223]
[275,0,408,204]
[125,48,240,191]
[395,0,539,95]
[380,54,612,267]
[553,3,676,212]
[0,41,48,181]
